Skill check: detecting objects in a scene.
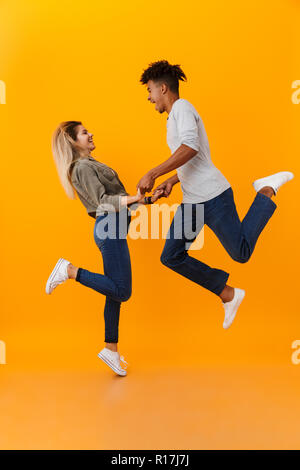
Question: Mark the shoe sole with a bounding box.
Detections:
[45,257,65,294]
[97,352,127,376]
[223,290,246,329]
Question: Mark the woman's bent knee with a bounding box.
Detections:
[118,287,132,302]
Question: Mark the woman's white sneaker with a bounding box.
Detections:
[222,287,245,329]
[252,171,294,195]
[97,347,128,376]
[45,258,71,294]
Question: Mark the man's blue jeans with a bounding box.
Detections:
[75,209,132,343]
[160,187,277,296]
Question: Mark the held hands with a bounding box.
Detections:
[135,187,164,204]
[150,188,164,202]
[134,176,173,205]
[152,180,173,198]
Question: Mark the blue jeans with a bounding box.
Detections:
[75,209,132,343]
[160,187,277,296]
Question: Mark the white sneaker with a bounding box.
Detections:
[97,347,128,376]
[253,171,294,195]
[222,287,245,329]
[45,258,71,294]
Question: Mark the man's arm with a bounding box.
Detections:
[165,173,180,186]
[151,144,197,179]
[136,144,197,193]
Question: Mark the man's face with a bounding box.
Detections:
[146,80,165,113]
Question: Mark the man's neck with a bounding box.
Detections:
[165,95,180,114]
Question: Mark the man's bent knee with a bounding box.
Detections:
[160,253,170,267]
[160,250,177,267]
[160,251,186,268]
[231,253,250,264]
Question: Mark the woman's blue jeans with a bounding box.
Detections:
[75,208,132,343]
[160,187,277,296]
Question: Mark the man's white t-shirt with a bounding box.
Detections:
[166,98,231,203]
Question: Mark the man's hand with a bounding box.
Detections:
[136,172,155,194]
[153,180,173,198]
[151,188,164,202]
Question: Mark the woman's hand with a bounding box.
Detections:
[136,188,145,203]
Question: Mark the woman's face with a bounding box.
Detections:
[75,124,95,154]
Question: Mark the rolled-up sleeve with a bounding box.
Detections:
[72,164,123,211]
[174,102,200,152]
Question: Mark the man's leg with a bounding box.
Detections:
[204,187,277,264]
[160,203,229,296]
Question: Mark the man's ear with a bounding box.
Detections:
[161,83,168,95]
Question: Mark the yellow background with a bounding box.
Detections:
[0,0,299,449]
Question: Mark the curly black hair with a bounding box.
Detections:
[140,60,187,93]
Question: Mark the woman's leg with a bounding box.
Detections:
[73,212,132,347]
[100,232,131,347]
[74,238,132,302]
[74,212,132,302]
[103,297,121,346]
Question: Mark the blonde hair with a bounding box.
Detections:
[51,120,83,199]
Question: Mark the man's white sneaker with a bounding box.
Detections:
[97,347,128,376]
[222,287,245,329]
[252,171,294,195]
[45,258,71,294]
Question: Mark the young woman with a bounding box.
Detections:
[46,121,162,376]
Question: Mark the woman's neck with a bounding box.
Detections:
[79,152,91,159]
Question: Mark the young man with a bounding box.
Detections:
[137,60,294,329]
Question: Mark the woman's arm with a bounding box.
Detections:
[120,188,145,208]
